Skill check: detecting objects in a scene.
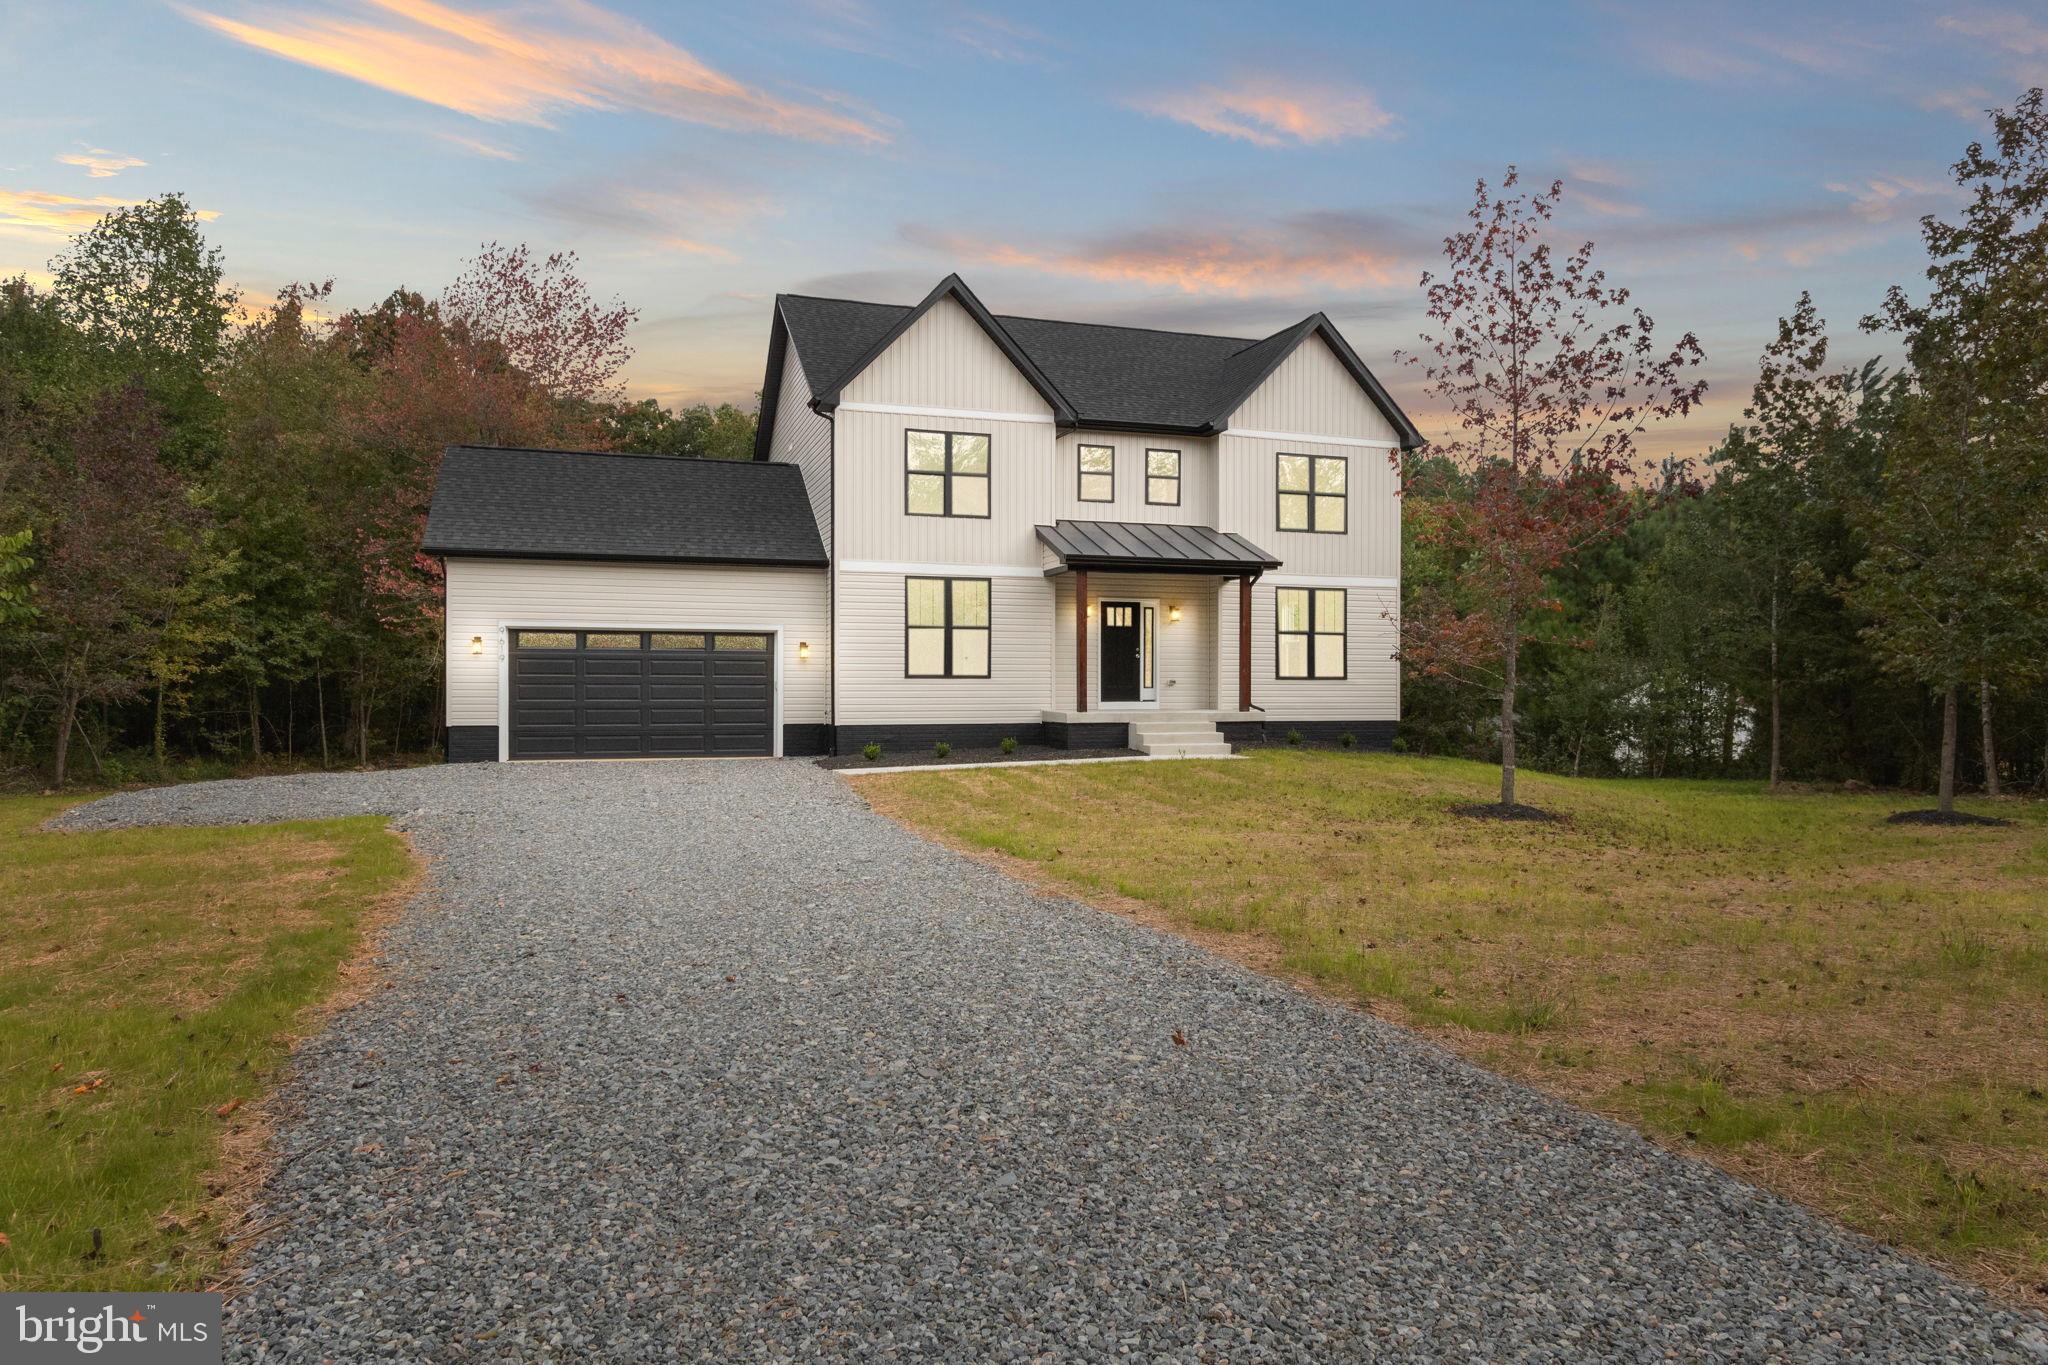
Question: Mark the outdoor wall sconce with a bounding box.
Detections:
[797,640,811,660]
[1168,605,1182,623]
[1086,603,1096,619]
[469,635,484,655]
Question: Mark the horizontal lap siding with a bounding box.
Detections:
[836,569,1051,724]
[769,339,833,552]
[1053,572,1220,711]
[1217,579,1399,722]
[443,558,829,728]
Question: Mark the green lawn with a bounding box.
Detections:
[0,794,414,1291]
[858,751,2048,1304]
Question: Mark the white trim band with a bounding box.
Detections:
[1266,574,1400,589]
[1222,427,1399,450]
[836,401,1056,425]
[838,559,1044,580]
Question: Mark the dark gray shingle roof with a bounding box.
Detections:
[423,446,827,566]
[771,283,1422,446]
[1036,519,1281,573]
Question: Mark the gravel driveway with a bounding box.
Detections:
[58,762,2048,1362]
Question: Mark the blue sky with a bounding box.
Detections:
[3,1,2044,454]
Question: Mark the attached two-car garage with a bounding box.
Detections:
[508,628,773,759]
[424,446,832,763]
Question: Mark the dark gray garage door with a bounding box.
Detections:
[508,629,773,759]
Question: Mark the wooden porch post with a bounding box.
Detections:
[1075,569,1089,713]
[1238,574,1253,713]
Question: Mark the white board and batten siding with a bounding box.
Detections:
[768,337,834,552]
[839,296,1053,418]
[1208,333,1402,720]
[443,557,831,728]
[1050,431,1218,527]
[1218,334,1402,582]
[830,296,1057,725]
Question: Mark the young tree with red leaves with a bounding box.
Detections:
[1401,169,1708,811]
[442,243,636,406]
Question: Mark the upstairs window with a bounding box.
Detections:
[1146,449,1181,505]
[1276,587,1346,679]
[1277,453,1347,534]
[1077,444,1114,502]
[906,430,991,518]
[905,577,992,677]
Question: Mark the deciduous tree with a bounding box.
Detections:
[12,385,199,783]
[1400,168,1708,809]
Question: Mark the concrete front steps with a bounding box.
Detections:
[1126,714,1234,758]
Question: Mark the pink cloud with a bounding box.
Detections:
[56,147,147,178]
[906,213,1413,296]
[180,0,891,145]
[1131,77,1396,147]
[0,189,219,238]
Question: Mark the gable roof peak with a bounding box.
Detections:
[806,273,1076,423]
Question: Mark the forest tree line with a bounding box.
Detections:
[0,199,754,784]
[2,93,2044,794]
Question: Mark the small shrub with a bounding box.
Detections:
[861,742,882,762]
[1391,735,1409,753]
[1939,931,1992,971]
[1285,728,1304,747]
[999,736,1018,755]
[934,741,952,759]
[1338,731,1356,750]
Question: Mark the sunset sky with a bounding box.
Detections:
[4,1,2044,455]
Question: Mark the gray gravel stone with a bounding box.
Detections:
[55,761,2048,1362]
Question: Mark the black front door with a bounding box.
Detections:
[1100,601,1141,702]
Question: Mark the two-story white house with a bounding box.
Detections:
[424,274,1422,761]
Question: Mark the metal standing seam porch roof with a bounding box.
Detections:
[1035,519,1282,575]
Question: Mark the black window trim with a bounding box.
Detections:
[1077,442,1115,504]
[903,575,993,679]
[1274,586,1348,681]
[1144,447,1181,506]
[905,429,993,520]
[1275,451,1348,535]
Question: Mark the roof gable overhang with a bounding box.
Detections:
[751,304,794,460]
[807,274,1077,424]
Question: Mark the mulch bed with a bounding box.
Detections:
[817,745,1140,771]
[1885,808,2014,827]
[1450,802,1565,823]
